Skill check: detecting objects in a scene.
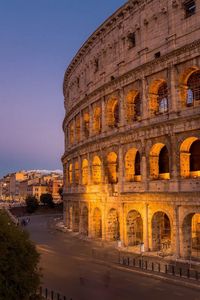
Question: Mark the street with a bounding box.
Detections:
[27,215,200,300]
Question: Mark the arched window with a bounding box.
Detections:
[93,106,101,134]
[106,97,119,128]
[68,163,73,185]
[186,71,200,106]
[107,152,118,183]
[82,159,89,185]
[69,121,74,145]
[157,82,168,113]
[75,115,81,143]
[150,143,170,180]
[92,156,101,184]
[125,149,141,182]
[74,161,79,185]
[180,137,200,178]
[83,112,90,138]
[125,90,141,123]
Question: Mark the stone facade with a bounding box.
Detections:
[62,0,200,259]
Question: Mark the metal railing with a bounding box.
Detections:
[38,287,72,300]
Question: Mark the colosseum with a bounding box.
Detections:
[62,0,200,260]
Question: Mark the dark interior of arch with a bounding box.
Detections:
[114,102,120,126]
[159,145,169,173]
[190,139,200,171]
[135,151,141,175]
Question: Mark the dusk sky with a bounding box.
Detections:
[0,0,126,177]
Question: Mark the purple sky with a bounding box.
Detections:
[0,0,126,177]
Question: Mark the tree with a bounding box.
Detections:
[25,196,39,213]
[40,193,54,208]
[0,211,41,300]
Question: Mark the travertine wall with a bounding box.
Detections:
[62,0,200,259]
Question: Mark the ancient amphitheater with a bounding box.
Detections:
[62,0,200,260]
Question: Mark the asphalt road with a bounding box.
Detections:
[27,215,200,300]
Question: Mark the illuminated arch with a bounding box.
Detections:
[152,211,171,251]
[81,206,88,236]
[125,148,141,182]
[93,208,102,238]
[69,121,74,145]
[93,106,101,134]
[83,111,90,138]
[106,97,119,127]
[75,115,81,143]
[82,159,89,185]
[180,137,200,178]
[179,66,200,106]
[68,163,73,185]
[92,156,101,184]
[125,90,141,122]
[126,210,143,246]
[74,160,79,185]
[149,79,168,114]
[150,143,170,179]
[107,208,120,241]
[107,152,118,183]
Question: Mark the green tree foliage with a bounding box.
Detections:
[40,193,54,208]
[0,211,41,300]
[25,196,39,213]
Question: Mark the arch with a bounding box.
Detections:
[125,148,141,182]
[149,79,168,114]
[107,208,120,241]
[83,111,90,138]
[106,97,119,127]
[126,210,143,246]
[68,163,73,185]
[150,143,170,179]
[182,213,200,259]
[82,159,89,185]
[107,152,118,183]
[69,121,74,145]
[92,156,101,184]
[93,106,101,134]
[179,66,199,106]
[180,137,200,178]
[125,90,141,123]
[75,115,81,143]
[93,208,102,238]
[151,211,171,251]
[72,204,79,232]
[74,160,79,185]
[81,206,88,236]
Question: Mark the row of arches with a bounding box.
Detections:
[66,136,200,185]
[67,206,200,258]
[68,67,200,145]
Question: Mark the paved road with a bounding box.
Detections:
[27,215,200,300]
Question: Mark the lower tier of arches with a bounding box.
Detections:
[63,196,200,260]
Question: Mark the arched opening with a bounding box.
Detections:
[93,106,102,134]
[126,210,143,246]
[149,79,168,115]
[107,152,118,183]
[75,115,81,143]
[68,163,73,185]
[83,112,90,138]
[180,137,200,178]
[182,213,200,259]
[92,156,101,184]
[107,209,120,241]
[106,97,119,128]
[93,208,102,238]
[82,159,89,185]
[74,161,79,185]
[152,212,171,251]
[186,71,200,106]
[73,205,79,232]
[125,90,141,123]
[150,143,170,179]
[69,121,74,145]
[125,148,141,182]
[81,207,88,236]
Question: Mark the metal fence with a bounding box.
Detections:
[38,287,72,300]
[119,255,200,282]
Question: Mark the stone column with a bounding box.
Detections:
[101,97,106,133]
[143,203,149,251]
[88,202,93,238]
[78,156,82,186]
[173,205,180,258]
[170,134,178,180]
[118,146,124,193]
[169,64,177,113]
[89,104,93,137]
[102,204,106,240]
[80,111,84,141]
[119,88,125,127]
[87,153,92,185]
[141,76,148,119]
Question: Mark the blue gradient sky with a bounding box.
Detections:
[0,0,126,177]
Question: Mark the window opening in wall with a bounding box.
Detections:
[158,82,168,113]
[113,102,119,127]
[127,32,136,48]
[190,140,200,173]
[187,71,200,106]
[154,51,161,59]
[134,94,141,119]
[135,151,141,176]
[184,0,196,18]
[159,146,169,174]
[94,58,99,73]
